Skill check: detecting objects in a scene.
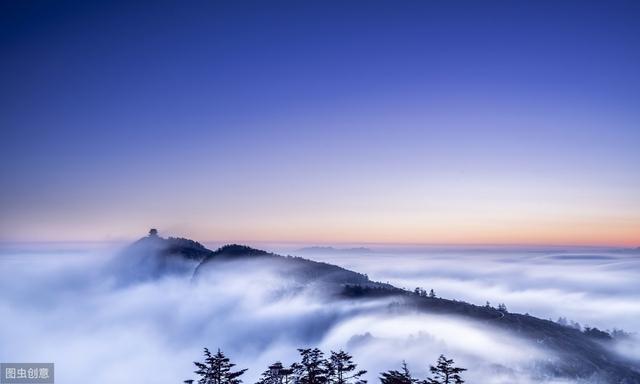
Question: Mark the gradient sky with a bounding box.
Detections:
[1,0,639,246]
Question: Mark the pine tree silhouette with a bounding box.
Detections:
[379,361,416,384]
[292,348,328,384]
[326,350,367,384]
[256,362,294,384]
[425,355,466,384]
[192,348,247,384]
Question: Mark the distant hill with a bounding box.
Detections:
[194,244,392,291]
[118,231,640,383]
[296,246,374,255]
[111,231,213,282]
[127,230,214,261]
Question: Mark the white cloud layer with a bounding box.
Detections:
[291,247,640,333]
[1,244,638,384]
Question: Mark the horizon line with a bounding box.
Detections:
[0,237,637,250]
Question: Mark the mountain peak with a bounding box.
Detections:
[213,244,271,258]
[126,231,213,262]
[128,231,273,265]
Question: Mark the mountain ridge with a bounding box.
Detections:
[119,231,640,383]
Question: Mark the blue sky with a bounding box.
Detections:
[1,0,639,245]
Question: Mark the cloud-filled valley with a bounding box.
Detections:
[293,247,640,334]
[1,240,639,384]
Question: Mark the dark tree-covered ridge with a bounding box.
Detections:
[124,231,640,384]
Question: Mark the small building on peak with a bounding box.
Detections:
[148,228,159,237]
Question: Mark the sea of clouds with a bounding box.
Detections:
[0,243,638,384]
[289,246,640,335]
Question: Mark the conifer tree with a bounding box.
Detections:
[257,362,294,384]
[192,348,247,384]
[326,350,367,384]
[292,348,328,384]
[379,361,415,384]
[425,355,466,384]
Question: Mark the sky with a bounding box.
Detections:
[1,0,639,246]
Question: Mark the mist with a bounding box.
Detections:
[288,246,640,334]
[1,243,638,384]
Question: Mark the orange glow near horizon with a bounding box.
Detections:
[4,213,638,248]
